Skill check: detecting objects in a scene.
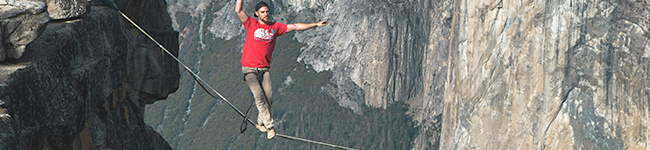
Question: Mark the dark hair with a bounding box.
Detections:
[253,2,268,18]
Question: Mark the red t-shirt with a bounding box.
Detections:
[241,16,287,68]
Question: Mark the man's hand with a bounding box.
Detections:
[316,20,328,27]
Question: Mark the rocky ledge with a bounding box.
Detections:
[0,0,179,149]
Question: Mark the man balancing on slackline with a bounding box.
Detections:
[234,0,327,139]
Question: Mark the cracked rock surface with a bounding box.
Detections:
[440,0,650,149]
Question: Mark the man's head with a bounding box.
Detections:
[254,2,270,23]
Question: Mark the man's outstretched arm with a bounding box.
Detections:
[235,0,247,23]
[287,21,328,32]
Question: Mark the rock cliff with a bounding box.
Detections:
[0,0,179,149]
[441,0,649,149]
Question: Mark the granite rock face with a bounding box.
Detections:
[0,0,179,149]
[440,0,650,149]
[0,0,49,62]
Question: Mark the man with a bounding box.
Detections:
[234,0,327,139]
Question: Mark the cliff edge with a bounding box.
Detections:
[0,0,179,149]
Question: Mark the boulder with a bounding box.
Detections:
[0,0,49,62]
[46,0,91,20]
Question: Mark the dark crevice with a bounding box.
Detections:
[544,86,575,135]
[0,58,22,64]
[49,16,84,23]
[6,20,23,36]
[543,5,586,138]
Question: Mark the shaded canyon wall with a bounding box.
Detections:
[0,0,179,149]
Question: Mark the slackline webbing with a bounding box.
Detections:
[115,8,357,150]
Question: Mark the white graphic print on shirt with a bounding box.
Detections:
[253,28,274,42]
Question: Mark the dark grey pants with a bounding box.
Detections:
[242,67,274,129]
